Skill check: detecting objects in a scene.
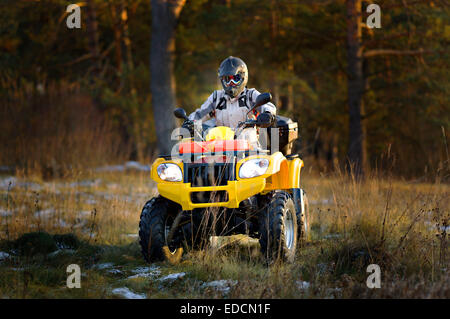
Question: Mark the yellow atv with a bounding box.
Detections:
[139,93,309,263]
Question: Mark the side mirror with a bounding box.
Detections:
[246,92,273,117]
[254,92,272,109]
[174,108,188,120]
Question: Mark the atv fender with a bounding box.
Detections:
[260,152,304,191]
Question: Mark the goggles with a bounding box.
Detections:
[221,74,242,87]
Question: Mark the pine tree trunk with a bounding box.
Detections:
[287,51,294,112]
[85,0,101,78]
[270,0,280,108]
[346,0,365,178]
[150,0,185,155]
[110,4,123,75]
[121,5,134,74]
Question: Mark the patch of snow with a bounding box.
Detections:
[69,179,101,188]
[201,279,237,293]
[78,211,92,218]
[127,266,161,279]
[34,208,55,219]
[131,266,161,276]
[0,177,41,191]
[159,272,186,282]
[426,221,450,233]
[125,233,138,238]
[57,220,70,228]
[324,233,342,239]
[436,225,450,232]
[131,266,151,274]
[87,192,148,203]
[439,226,450,232]
[107,269,123,275]
[94,161,150,173]
[0,177,17,190]
[125,161,150,172]
[84,198,98,205]
[111,287,146,299]
[95,165,125,173]
[20,182,42,191]
[55,239,77,250]
[95,262,114,270]
[0,208,12,217]
[310,197,333,205]
[127,273,150,279]
[0,166,13,172]
[296,281,311,290]
[48,249,75,257]
[0,252,11,261]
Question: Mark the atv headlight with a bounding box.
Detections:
[239,158,269,178]
[157,163,182,182]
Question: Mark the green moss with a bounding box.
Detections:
[14,232,57,256]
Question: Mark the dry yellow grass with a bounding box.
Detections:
[1,170,155,244]
[0,168,448,298]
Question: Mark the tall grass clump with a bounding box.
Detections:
[0,76,128,179]
[303,170,449,296]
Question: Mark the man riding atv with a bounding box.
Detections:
[182,56,277,144]
[139,56,309,264]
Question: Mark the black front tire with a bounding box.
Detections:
[139,196,182,262]
[259,191,298,263]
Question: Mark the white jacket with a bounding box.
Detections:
[188,88,276,129]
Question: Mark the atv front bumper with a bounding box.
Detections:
[157,179,266,211]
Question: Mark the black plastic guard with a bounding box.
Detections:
[292,188,302,215]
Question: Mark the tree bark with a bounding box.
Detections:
[269,0,280,108]
[110,3,123,75]
[150,0,185,155]
[85,0,101,78]
[121,5,134,75]
[346,0,365,178]
[287,51,294,112]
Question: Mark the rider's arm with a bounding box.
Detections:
[187,91,217,122]
[250,89,276,115]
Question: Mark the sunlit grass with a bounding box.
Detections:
[0,169,448,298]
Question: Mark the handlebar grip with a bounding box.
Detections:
[244,120,257,127]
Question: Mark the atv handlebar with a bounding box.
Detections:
[237,113,274,129]
[174,91,274,140]
[234,119,268,139]
[238,119,257,128]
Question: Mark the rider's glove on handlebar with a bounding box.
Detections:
[256,112,275,128]
[182,119,194,130]
[181,120,195,136]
